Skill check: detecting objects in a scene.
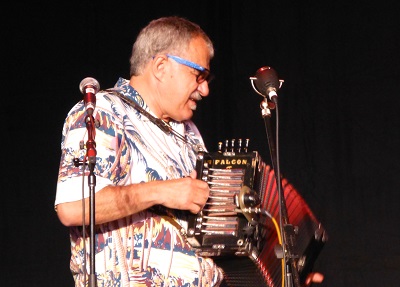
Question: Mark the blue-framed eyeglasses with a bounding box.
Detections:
[166,54,213,84]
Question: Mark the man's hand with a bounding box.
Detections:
[159,170,210,214]
[305,272,324,286]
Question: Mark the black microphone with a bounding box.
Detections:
[250,67,282,103]
[79,77,100,115]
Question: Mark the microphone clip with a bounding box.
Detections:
[260,98,276,118]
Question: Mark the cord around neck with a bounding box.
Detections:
[103,89,204,153]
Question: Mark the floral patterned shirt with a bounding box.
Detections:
[55,78,223,287]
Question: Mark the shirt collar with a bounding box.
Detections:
[114,77,148,111]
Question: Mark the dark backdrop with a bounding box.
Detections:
[4,1,400,286]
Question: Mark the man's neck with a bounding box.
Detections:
[129,75,168,120]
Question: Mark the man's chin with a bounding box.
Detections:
[174,110,194,122]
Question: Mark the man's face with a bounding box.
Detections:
[159,36,212,122]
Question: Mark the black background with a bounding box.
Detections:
[4,1,400,286]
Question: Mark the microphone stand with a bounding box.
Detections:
[76,77,100,287]
[260,98,301,287]
[85,111,97,287]
[73,110,98,287]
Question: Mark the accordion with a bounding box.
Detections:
[186,150,327,287]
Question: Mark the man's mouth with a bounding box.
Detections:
[189,93,202,101]
[188,93,202,110]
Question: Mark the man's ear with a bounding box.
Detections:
[151,55,168,82]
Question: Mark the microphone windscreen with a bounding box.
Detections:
[79,77,100,94]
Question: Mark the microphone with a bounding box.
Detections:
[249,67,283,103]
[79,77,100,115]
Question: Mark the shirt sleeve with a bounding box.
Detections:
[55,95,128,205]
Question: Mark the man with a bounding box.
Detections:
[55,16,324,287]
[55,16,223,286]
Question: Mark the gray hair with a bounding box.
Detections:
[129,16,214,76]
